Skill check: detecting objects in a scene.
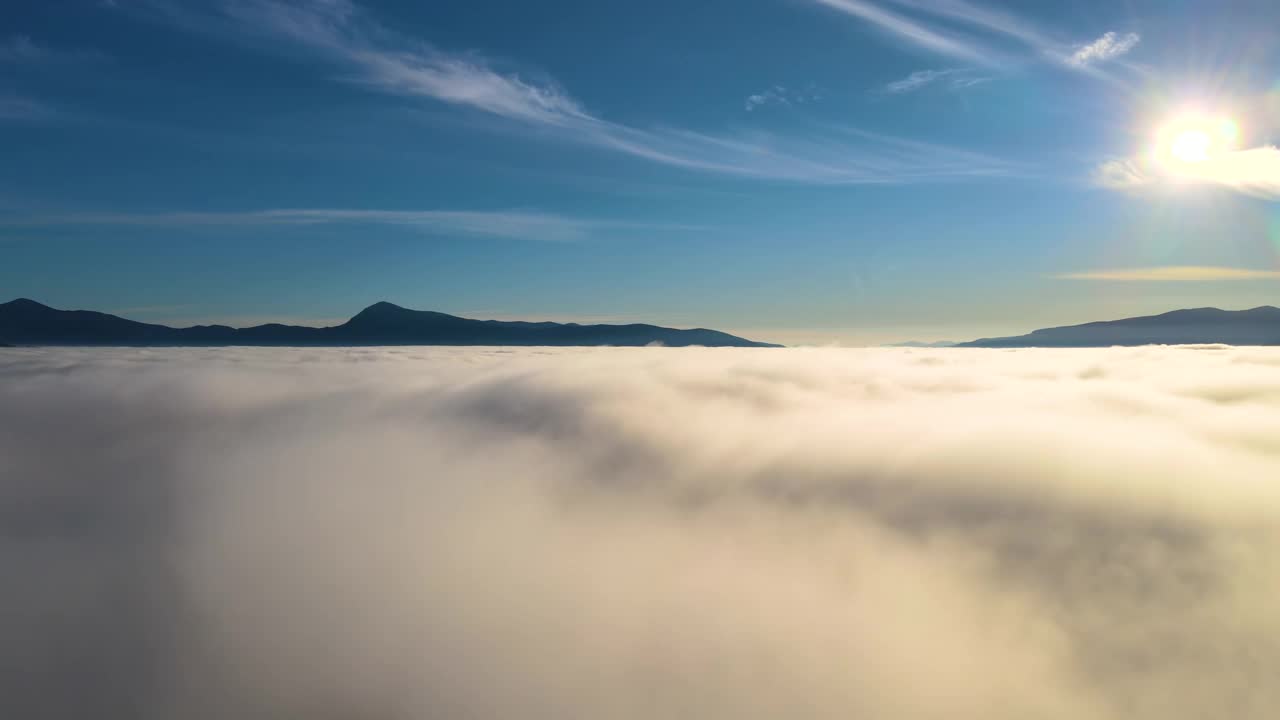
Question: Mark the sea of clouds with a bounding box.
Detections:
[2,345,1280,719]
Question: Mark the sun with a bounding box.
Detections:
[1169,129,1212,163]
[1154,112,1239,167]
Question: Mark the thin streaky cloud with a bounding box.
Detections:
[0,36,45,63]
[1057,266,1280,282]
[348,51,588,126]
[811,0,1139,75]
[811,0,998,65]
[0,37,100,124]
[885,0,1056,54]
[145,0,1012,184]
[0,35,108,64]
[822,124,1015,170]
[3,208,639,243]
[1093,158,1147,190]
[0,94,53,121]
[587,123,1015,182]
[949,76,991,89]
[886,69,956,93]
[884,68,990,94]
[213,0,589,127]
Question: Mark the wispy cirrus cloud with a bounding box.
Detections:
[949,76,992,90]
[810,0,1139,76]
[0,35,107,64]
[1057,266,1280,282]
[0,36,46,63]
[812,0,998,65]
[0,94,53,121]
[743,85,821,112]
[1066,31,1140,68]
[0,36,106,123]
[136,0,1012,185]
[1092,158,1148,190]
[887,69,953,93]
[2,208,645,243]
[884,68,990,93]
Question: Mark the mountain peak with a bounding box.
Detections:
[344,302,467,330]
[355,301,408,315]
[3,298,51,310]
[346,301,413,323]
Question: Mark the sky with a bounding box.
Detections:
[2,0,1279,345]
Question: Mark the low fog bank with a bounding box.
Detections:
[3,345,1280,719]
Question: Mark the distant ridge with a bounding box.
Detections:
[887,340,957,348]
[0,299,781,348]
[958,306,1280,347]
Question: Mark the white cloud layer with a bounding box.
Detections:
[3,346,1280,719]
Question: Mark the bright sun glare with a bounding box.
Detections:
[1155,112,1239,166]
[1170,129,1212,163]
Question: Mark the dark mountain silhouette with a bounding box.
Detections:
[959,306,1280,347]
[0,298,780,347]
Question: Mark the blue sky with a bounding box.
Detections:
[3,0,1279,344]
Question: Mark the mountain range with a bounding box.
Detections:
[0,299,780,348]
[958,306,1280,347]
[5,300,1280,349]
